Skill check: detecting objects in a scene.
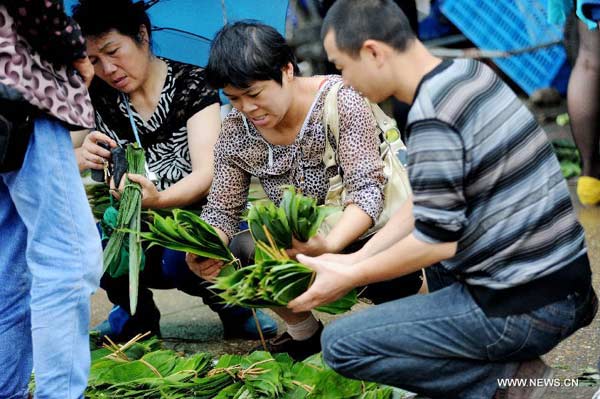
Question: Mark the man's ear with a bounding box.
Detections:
[362,39,386,66]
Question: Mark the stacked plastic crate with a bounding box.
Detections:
[440,0,570,95]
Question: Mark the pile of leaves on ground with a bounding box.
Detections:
[85,335,409,399]
[551,138,582,179]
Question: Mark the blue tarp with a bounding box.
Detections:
[64,0,289,67]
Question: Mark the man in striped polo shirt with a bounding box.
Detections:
[288,0,598,397]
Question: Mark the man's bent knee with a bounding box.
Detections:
[321,321,369,380]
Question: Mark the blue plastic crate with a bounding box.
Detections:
[440,0,570,95]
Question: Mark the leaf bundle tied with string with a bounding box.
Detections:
[279,186,337,242]
[247,201,292,250]
[85,334,409,398]
[212,234,357,315]
[102,144,145,314]
[86,333,220,398]
[247,186,337,256]
[139,209,237,275]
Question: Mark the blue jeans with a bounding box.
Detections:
[322,276,596,399]
[0,117,102,399]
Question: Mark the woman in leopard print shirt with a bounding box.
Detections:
[202,32,385,254]
[189,21,423,361]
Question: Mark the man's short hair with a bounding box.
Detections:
[321,0,416,57]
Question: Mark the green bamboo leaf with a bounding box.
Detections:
[212,257,356,314]
[141,209,235,263]
[307,206,339,238]
[102,144,145,281]
[272,275,312,304]
[315,289,358,314]
[153,213,184,241]
[128,208,141,315]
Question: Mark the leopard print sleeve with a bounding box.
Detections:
[201,116,251,240]
[336,84,385,223]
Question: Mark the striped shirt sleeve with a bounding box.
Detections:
[408,119,467,243]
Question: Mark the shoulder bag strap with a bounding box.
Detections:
[322,81,344,169]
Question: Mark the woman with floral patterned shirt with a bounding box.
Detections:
[188,21,423,361]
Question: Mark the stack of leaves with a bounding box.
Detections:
[86,183,111,220]
[83,336,410,399]
[280,186,337,242]
[139,209,237,276]
[212,238,357,315]
[299,353,397,399]
[103,144,146,314]
[248,186,336,253]
[551,138,582,179]
[208,352,287,398]
[247,201,292,250]
[86,334,222,399]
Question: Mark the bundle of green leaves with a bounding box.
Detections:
[85,183,111,220]
[139,209,237,275]
[102,144,146,315]
[299,353,397,399]
[247,201,292,249]
[212,242,357,315]
[280,186,337,242]
[248,186,337,252]
[87,349,221,398]
[209,351,287,398]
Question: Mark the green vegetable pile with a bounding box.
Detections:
[551,139,582,179]
[84,336,407,399]
[102,144,146,315]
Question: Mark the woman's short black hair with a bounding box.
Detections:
[72,0,152,44]
[206,20,299,89]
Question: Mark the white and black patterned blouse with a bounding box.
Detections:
[90,58,220,191]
